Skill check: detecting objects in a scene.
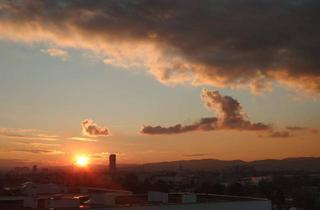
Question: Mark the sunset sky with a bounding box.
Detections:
[0,0,319,167]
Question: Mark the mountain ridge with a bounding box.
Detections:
[136,157,320,172]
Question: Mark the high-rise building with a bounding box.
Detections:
[109,154,116,174]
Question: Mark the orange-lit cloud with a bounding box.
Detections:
[89,152,110,159]
[81,119,109,137]
[41,48,69,61]
[0,0,319,94]
[13,141,61,147]
[69,137,97,142]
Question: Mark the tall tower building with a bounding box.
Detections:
[32,165,37,173]
[109,154,116,174]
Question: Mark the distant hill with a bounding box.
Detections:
[250,157,320,171]
[136,157,320,172]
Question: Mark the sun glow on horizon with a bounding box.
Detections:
[75,155,90,167]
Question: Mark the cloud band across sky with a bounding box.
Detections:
[0,0,319,94]
[141,89,318,137]
[141,89,271,135]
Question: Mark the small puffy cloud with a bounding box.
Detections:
[81,119,109,137]
[41,48,69,61]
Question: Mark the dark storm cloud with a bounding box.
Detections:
[141,89,271,135]
[81,119,109,137]
[0,0,320,93]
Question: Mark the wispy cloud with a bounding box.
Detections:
[89,152,110,159]
[286,126,308,131]
[183,153,211,158]
[0,128,59,141]
[69,137,97,142]
[12,149,65,155]
[13,141,61,147]
[286,126,318,134]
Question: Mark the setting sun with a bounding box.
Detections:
[75,155,90,167]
